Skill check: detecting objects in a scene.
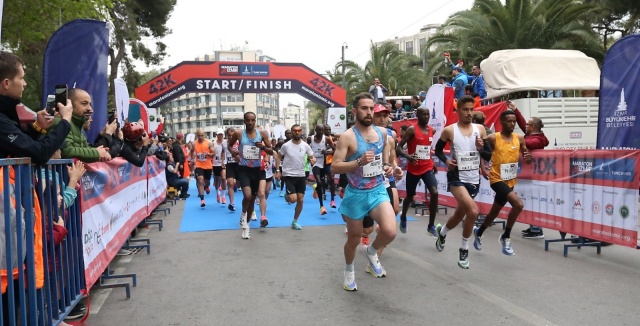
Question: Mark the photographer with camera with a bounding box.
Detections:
[368,77,388,104]
[92,111,124,158]
[118,121,150,167]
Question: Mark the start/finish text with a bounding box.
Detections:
[195,79,292,91]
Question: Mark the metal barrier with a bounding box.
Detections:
[0,158,85,326]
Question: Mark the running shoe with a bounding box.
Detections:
[399,220,407,234]
[458,248,469,269]
[251,211,257,221]
[239,212,247,227]
[240,213,250,239]
[291,220,302,230]
[521,227,531,234]
[427,225,437,238]
[200,199,206,208]
[343,270,357,291]
[500,235,515,255]
[364,246,385,278]
[228,203,235,212]
[221,197,226,204]
[330,200,336,208]
[339,187,345,198]
[435,223,446,252]
[279,191,284,197]
[361,236,370,247]
[260,216,269,228]
[522,230,544,239]
[216,193,221,203]
[205,186,211,195]
[320,206,327,215]
[312,184,318,199]
[473,226,482,251]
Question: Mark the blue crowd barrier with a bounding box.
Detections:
[0,158,85,326]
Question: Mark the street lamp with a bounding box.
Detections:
[341,42,348,89]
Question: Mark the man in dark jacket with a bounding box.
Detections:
[119,122,150,167]
[172,133,186,177]
[0,52,73,164]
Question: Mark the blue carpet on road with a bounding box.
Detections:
[179,179,415,232]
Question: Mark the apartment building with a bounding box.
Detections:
[163,49,279,139]
[281,102,309,134]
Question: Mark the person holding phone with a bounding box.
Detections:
[368,77,388,104]
[47,87,111,163]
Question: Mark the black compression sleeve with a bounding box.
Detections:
[479,140,492,161]
[435,139,448,163]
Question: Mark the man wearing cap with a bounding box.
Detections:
[212,128,227,204]
[418,91,427,107]
[172,132,186,178]
[452,67,469,100]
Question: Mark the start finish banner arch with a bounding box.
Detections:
[134,61,346,108]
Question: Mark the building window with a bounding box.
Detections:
[405,41,414,55]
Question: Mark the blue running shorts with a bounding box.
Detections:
[339,184,390,220]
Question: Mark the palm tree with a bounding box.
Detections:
[328,41,427,108]
[424,0,603,76]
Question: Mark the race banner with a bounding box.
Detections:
[80,157,164,289]
[147,157,167,208]
[396,150,640,248]
[597,34,640,150]
[134,62,346,108]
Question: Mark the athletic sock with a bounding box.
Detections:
[477,225,487,237]
[503,227,512,239]
[345,264,354,272]
[440,225,450,236]
[366,244,378,256]
[222,189,227,198]
[461,237,469,250]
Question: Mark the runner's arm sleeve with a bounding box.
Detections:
[434,139,448,163]
[479,141,492,161]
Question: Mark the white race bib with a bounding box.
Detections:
[415,145,430,160]
[196,153,208,162]
[243,146,260,160]
[500,163,518,181]
[362,153,383,177]
[457,151,480,171]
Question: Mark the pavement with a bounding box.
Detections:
[84,197,640,326]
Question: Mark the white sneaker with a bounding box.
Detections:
[251,211,257,221]
[364,246,385,277]
[240,213,250,239]
[239,212,247,227]
[343,270,357,291]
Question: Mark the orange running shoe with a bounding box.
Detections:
[361,236,370,247]
[320,206,327,215]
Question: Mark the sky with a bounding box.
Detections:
[146,0,475,107]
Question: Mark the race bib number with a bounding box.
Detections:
[500,163,518,181]
[196,153,208,161]
[362,154,383,177]
[457,151,480,171]
[314,147,324,157]
[415,145,430,160]
[243,146,260,160]
[227,155,235,163]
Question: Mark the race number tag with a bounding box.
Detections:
[363,153,383,177]
[197,153,207,161]
[243,146,260,160]
[415,145,430,160]
[227,155,235,163]
[457,151,480,171]
[500,163,518,181]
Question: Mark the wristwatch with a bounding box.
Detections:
[356,158,363,166]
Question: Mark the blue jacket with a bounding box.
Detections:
[469,74,487,99]
[452,74,468,99]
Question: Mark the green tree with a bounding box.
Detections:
[586,0,640,49]
[1,0,111,107]
[108,0,176,98]
[425,0,603,76]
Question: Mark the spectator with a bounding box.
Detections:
[172,133,186,177]
[472,111,493,135]
[94,116,124,158]
[392,100,403,121]
[368,77,388,104]
[470,65,487,99]
[508,100,549,239]
[437,74,450,86]
[464,85,481,108]
[165,154,190,199]
[451,67,469,100]
[48,88,111,163]
[0,51,72,326]
[418,91,426,106]
[0,51,73,164]
[119,122,150,167]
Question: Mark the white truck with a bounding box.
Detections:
[481,49,601,149]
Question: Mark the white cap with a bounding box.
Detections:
[216,128,224,135]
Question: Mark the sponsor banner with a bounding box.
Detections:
[597,34,640,149]
[134,61,346,108]
[81,157,166,290]
[396,149,640,248]
[147,157,167,208]
[326,107,347,134]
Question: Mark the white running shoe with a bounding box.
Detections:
[240,213,250,239]
[343,270,357,291]
[251,211,257,221]
[364,246,385,278]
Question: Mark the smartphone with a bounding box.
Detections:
[46,95,56,117]
[54,84,68,106]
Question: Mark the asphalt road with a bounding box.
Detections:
[85,199,640,326]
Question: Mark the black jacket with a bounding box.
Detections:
[94,133,124,157]
[171,142,185,164]
[119,141,149,167]
[0,95,70,164]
